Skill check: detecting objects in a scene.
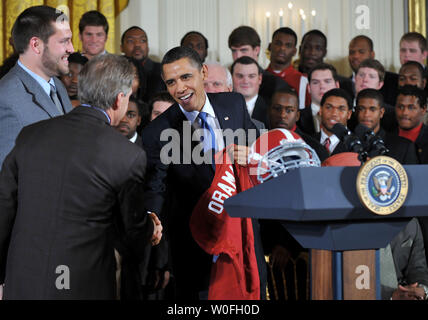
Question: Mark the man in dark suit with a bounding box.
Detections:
[268,87,329,161]
[314,88,353,155]
[349,59,397,132]
[395,85,428,267]
[231,56,269,128]
[116,96,143,145]
[264,87,328,300]
[0,5,74,166]
[298,63,341,135]
[227,25,289,106]
[142,46,265,299]
[297,30,353,98]
[120,26,166,103]
[355,88,418,164]
[348,35,399,106]
[0,54,162,300]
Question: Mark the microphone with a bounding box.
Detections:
[354,124,389,157]
[331,123,368,164]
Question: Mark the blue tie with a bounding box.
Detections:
[198,111,216,167]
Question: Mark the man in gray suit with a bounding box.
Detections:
[0,5,74,166]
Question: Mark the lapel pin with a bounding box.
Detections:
[224,116,229,120]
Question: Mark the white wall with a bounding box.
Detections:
[117,0,405,74]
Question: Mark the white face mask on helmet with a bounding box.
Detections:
[248,128,321,184]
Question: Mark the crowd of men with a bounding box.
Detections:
[0,5,428,300]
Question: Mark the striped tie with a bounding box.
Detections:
[198,111,216,168]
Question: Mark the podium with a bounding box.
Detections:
[224,165,428,299]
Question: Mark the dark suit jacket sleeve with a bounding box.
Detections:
[393,219,428,286]
[141,124,169,215]
[0,146,18,283]
[403,141,420,165]
[115,151,155,261]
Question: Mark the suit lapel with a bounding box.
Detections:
[14,65,64,118]
[54,77,73,113]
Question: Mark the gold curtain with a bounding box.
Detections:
[0,0,128,63]
[408,0,427,37]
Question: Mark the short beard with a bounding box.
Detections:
[42,45,67,77]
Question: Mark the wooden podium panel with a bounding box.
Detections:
[342,250,376,300]
[311,249,333,300]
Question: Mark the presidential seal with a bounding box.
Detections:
[356,155,408,215]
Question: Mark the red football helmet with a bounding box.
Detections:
[248,128,321,184]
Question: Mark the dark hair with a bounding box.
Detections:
[397,85,427,109]
[401,32,427,52]
[356,88,384,108]
[12,5,68,54]
[230,56,263,75]
[399,61,426,79]
[228,26,261,48]
[272,27,298,47]
[123,56,147,102]
[350,35,374,52]
[301,29,327,49]
[271,87,299,107]
[357,59,385,82]
[148,91,175,115]
[128,95,144,116]
[308,63,338,82]
[161,46,202,75]
[68,52,88,65]
[120,26,145,45]
[181,31,209,49]
[320,88,352,110]
[79,10,109,35]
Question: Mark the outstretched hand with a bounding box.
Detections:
[149,213,163,246]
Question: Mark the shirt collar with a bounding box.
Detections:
[311,102,320,116]
[179,93,215,123]
[18,60,53,97]
[129,132,138,143]
[320,129,339,145]
[246,94,258,117]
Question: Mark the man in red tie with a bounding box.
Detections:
[314,88,353,155]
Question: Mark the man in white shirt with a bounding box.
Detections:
[315,88,353,155]
[231,56,268,127]
[299,63,340,135]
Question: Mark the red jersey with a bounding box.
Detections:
[190,145,260,300]
[267,64,311,108]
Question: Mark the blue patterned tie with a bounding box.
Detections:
[198,111,216,167]
[50,83,64,115]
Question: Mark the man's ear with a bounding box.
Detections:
[113,92,123,111]
[335,81,340,88]
[296,110,301,121]
[201,64,208,80]
[380,107,385,119]
[137,115,142,126]
[254,46,261,58]
[29,37,43,55]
